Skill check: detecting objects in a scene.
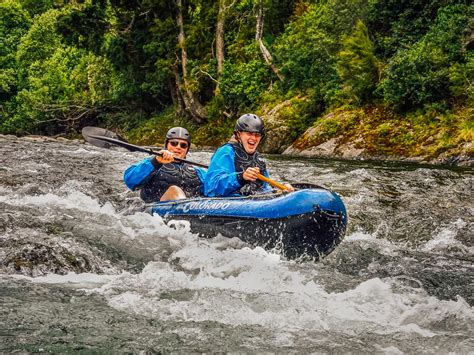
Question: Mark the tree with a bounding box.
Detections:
[215,0,237,93]
[380,4,472,111]
[337,20,379,104]
[0,0,31,102]
[275,0,370,104]
[175,0,207,122]
[255,0,284,81]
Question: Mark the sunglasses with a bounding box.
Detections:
[239,131,262,138]
[168,140,189,149]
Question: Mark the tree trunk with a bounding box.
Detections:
[215,0,226,93]
[176,0,207,122]
[170,66,185,116]
[255,0,284,82]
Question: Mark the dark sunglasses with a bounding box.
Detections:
[168,140,189,149]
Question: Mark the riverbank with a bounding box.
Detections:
[280,106,473,167]
[3,102,472,167]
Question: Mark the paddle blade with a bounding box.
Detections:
[82,126,127,149]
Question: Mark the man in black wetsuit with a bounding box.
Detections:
[124,127,206,202]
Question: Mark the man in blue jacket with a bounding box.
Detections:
[124,127,206,202]
[204,114,293,197]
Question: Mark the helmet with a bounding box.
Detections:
[165,127,191,150]
[234,114,265,136]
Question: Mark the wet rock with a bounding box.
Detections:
[260,96,310,153]
[284,136,367,160]
[433,142,473,167]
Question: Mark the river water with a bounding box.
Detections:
[1,135,472,353]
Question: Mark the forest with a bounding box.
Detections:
[0,0,472,161]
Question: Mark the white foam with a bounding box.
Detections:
[55,147,103,155]
[90,244,474,337]
[422,219,472,253]
[375,345,404,354]
[7,272,116,287]
[3,180,472,339]
[345,230,400,256]
[0,186,201,254]
[0,190,117,214]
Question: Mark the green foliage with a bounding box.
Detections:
[456,111,473,144]
[337,20,379,105]
[277,97,314,140]
[0,0,31,100]
[0,0,471,162]
[56,1,109,54]
[0,0,31,66]
[380,4,472,111]
[449,53,474,105]
[19,0,55,17]
[274,0,370,104]
[193,115,235,146]
[2,43,123,134]
[16,9,63,67]
[126,106,178,146]
[220,55,271,109]
[367,0,465,58]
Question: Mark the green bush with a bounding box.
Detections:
[275,0,370,107]
[449,53,474,105]
[16,9,63,67]
[367,0,463,58]
[0,0,31,102]
[2,45,123,134]
[220,56,270,109]
[380,4,471,111]
[126,107,178,146]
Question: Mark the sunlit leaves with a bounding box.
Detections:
[337,20,379,105]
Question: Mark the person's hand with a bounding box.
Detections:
[242,167,260,182]
[156,150,175,164]
[284,183,295,192]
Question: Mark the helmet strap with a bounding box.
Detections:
[234,131,242,143]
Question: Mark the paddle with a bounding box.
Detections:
[82,126,292,191]
[82,126,208,168]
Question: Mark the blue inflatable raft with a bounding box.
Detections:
[149,184,347,260]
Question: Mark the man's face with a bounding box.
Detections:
[238,131,262,154]
[166,138,189,159]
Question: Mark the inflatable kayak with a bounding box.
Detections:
[149,185,347,260]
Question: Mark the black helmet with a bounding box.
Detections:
[234,114,265,136]
[165,127,191,148]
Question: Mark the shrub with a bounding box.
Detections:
[220,57,270,109]
[380,5,471,111]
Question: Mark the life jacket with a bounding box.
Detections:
[140,162,202,202]
[228,141,267,196]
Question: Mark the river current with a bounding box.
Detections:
[1,135,472,353]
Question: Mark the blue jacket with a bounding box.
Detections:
[204,144,271,197]
[124,157,206,201]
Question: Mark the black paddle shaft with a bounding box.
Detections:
[82,127,209,169]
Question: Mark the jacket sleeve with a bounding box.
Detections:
[204,145,242,197]
[123,157,160,190]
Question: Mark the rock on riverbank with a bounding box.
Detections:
[280,107,473,167]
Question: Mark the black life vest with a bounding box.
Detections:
[228,141,267,196]
[140,162,202,202]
